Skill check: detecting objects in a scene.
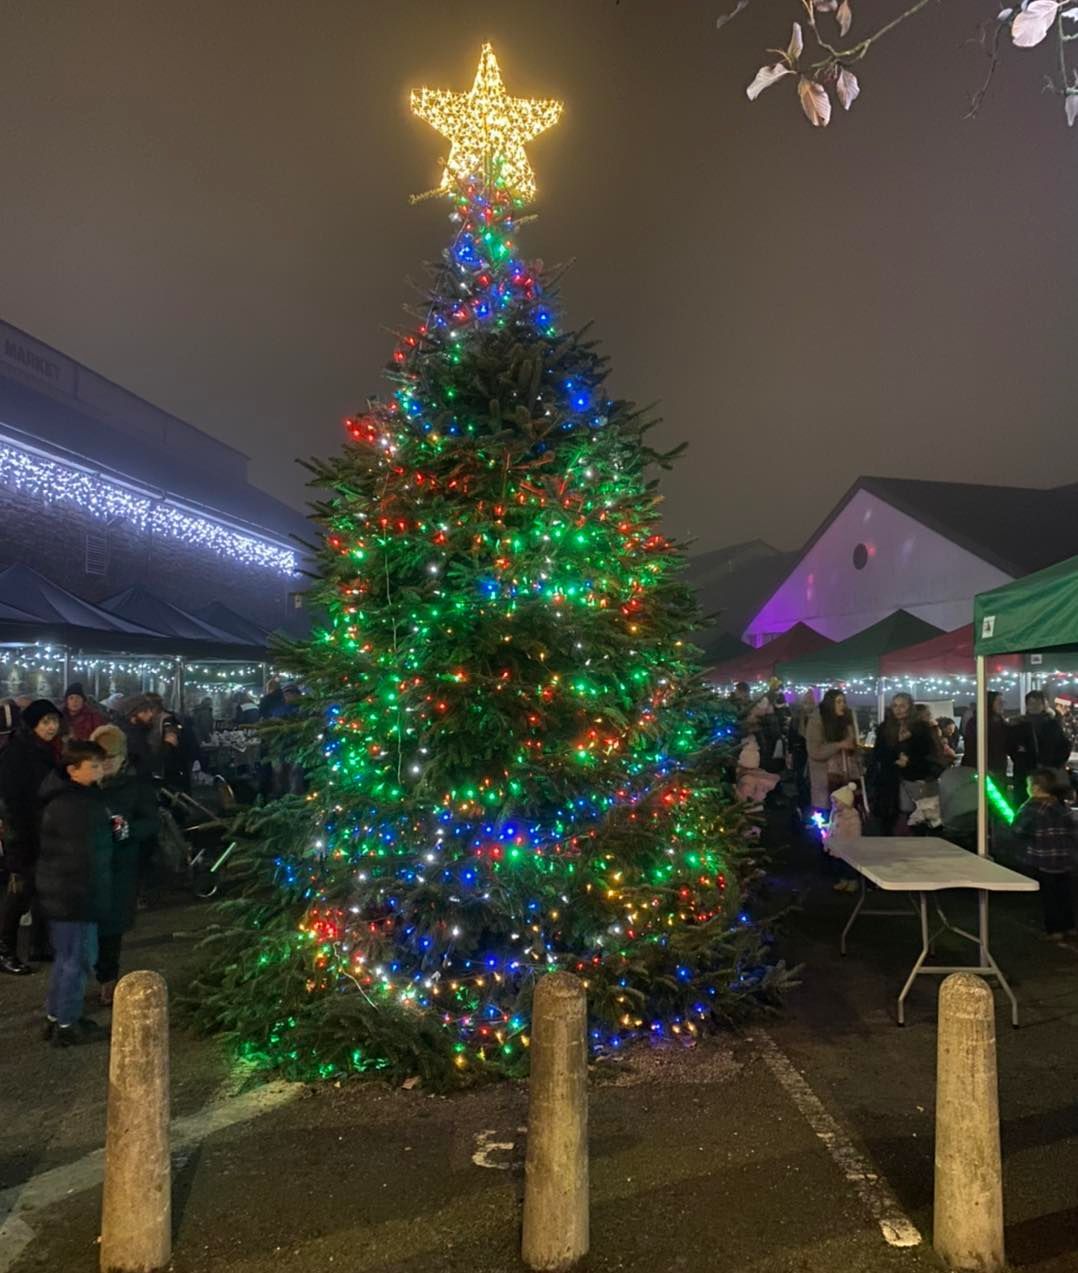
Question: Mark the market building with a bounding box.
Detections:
[742,476,1078,647]
[0,317,308,634]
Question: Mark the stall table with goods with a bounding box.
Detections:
[200,725,261,785]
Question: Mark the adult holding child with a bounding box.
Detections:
[90,724,160,1004]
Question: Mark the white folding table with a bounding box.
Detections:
[831,838,1038,1026]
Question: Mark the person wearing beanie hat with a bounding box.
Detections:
[62,683,107,743]
[89,724,158,1002]
[0,699,62,974]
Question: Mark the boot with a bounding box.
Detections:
[51,1018,109,1048]
[0,945,33,976]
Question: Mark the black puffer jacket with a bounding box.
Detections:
[35,772,112,923]
[1008,715,1070,792]
[0,730,59,873]
[900,723,946,783]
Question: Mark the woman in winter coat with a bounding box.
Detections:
[960,690,1009,783]
[869,693,913,836]
[0,700,62,974]
[61,683,107,742]
[805,688,861,810]
[89,725,159,1003]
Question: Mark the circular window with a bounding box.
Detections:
[852,543,869,571]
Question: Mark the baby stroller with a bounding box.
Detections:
[158,776,239,899]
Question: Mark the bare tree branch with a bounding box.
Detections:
[715,0,755,31]
[965,18,1006,118]
[806,0,941,70]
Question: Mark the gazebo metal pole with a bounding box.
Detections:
[176,657,185,714]
[63,647,72,693]
[975,653,989,968]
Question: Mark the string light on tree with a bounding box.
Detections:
[192,45,779,1086]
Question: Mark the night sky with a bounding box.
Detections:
[1,0,1077,554]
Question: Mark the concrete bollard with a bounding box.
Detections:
[100,971,171,1273]
[521,972,589,1272]
[934,973,1005,1273]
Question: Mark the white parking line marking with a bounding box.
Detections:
[752,1032,923,1249]
[471,1128,516,1170]
[0,1079,298,1270]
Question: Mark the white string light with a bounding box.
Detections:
[0,439,297,575]
[0,645,274,699]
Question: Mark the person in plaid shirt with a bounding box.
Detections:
[1014,766,1077,941]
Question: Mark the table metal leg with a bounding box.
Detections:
[896,892,931,1026]
[978,889,990,969]
[840,877,867,956]
[937,891,1021,1028]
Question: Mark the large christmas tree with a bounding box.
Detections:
[193,44,783,1085]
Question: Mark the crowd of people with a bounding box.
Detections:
[0,684,232,1044]
[733,682,1077,940]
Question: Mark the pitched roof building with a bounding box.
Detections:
[744,476,1078,646]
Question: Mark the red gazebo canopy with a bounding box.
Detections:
[708,622,832,684]
[878,623,1022,679]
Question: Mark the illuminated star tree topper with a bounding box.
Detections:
[410,42,563,203]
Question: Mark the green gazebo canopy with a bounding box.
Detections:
[975,554,1078,657]
[776,609,942,686]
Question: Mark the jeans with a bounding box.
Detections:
[46,921,98,1027]
[1038,871,1076,935]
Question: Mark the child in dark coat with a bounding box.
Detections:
[1013,766,1077,942]
[36,740,111,1046]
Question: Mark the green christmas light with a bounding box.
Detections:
[190,84,774,1083]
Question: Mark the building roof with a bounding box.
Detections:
[683,540,799,658]
[708,622,832,685]
[805,477,1078,580]
[0,318,309,547]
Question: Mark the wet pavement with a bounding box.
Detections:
[0,838,1074,1272]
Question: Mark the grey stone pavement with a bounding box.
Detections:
[0,838,1074,1272]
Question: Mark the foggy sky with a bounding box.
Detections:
[1,0,1076,555]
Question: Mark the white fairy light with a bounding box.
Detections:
[0,439,297,574]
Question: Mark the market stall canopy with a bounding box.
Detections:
[0,563,163,650]
[0,595,45,625]
[879,623,1022,679]
[192,601,269,647]
[776,609,943,685]
[709,623,832,684]
[974,554,1078,657]
[101,585,263,658]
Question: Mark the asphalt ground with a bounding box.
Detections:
[0,837,1073,1273]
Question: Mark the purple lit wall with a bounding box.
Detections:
[743,490,1012,644]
